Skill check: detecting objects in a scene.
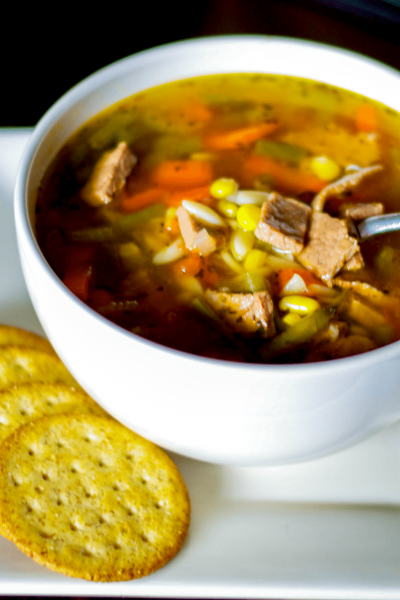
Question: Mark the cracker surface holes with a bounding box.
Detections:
[0,413,190,581]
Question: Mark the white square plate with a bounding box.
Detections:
[1,129,400,599]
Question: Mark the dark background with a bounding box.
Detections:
[2,0,400,126]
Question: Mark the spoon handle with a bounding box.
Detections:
[357,212,400,241]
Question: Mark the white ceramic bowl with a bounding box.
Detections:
[14,35,400,465]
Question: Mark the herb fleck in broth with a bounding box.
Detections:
[36,73,400,363]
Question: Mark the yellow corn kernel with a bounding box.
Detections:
[210,177,238,199]
[310,156,341,181]
[279,295,321,315]
[118,242,142,269]
[164,206,177,232]
[217,199,238,218]
[282,313,302,327]
[243,249,266,271]
[236,204,262,232]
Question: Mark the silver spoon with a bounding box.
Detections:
[357,212,400,241]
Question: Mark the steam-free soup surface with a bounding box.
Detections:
[36,74,400,363]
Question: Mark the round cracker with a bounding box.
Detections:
[0,383,108,443]
[0,346,78,391]
[0,414,190,581]
[0,325,54,354]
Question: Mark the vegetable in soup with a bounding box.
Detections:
[36,74,400,363]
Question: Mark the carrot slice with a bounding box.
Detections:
[204,121,278,150]
[244,154,326,194]
[355,104,377,132]
[63,264,93,302]
[171,254,202,277]
[166,185,212,207]
[120,188,168,212]
[63,244,96,270]
[151,160,213,190]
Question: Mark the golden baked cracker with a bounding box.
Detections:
[0,346,79,391]
[0,325,54,354]
[0,414,190,581]
[0,383,108,443]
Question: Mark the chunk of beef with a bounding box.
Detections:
[298,212,359,286]
[176,206,216,256]
[339,201,385,239]
[312,164,383,212]
[255,192,311,254]
[337,203,384,271]
[339,201,384,221]
[341,251,364,272]
[81,142,137,206]
[205,290,275,338]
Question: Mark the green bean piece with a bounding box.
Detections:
[254,140,309,165]
[113,203,166,235]
[259,308,332,361]
[226,271,266,293]
[69,226,114,242]
[192,297,221,322]
[69,203,166,243]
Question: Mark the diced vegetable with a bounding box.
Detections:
[217,199,238,218]
[243,249,266,271]
[227,271,266,293]
[164,207,179,234]
[310,156,341,182]
[281,273,307,295]
[120,188,167,212]
[69,226,114,243]
[151,160,213,189]
[204,121,278,150]
[254,139,308,164]
[274,268,321,296]
[210,178,238,199]
[259,308,332,360]
[118,242,143,269]
[63,265,93,302]
[355,104,377,132]
[278,295,321,315]
[166,185,212,207]
[236,204,262,232]
[282,313,302,327]
[176,275,204,296]
[171,253,202,277]
[244,154,326,194]
[114,203,166,235]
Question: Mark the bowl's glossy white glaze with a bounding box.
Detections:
[14,35,400,465]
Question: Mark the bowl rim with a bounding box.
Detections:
[14,33,400,376]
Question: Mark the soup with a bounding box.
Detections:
[35,74,400,363]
